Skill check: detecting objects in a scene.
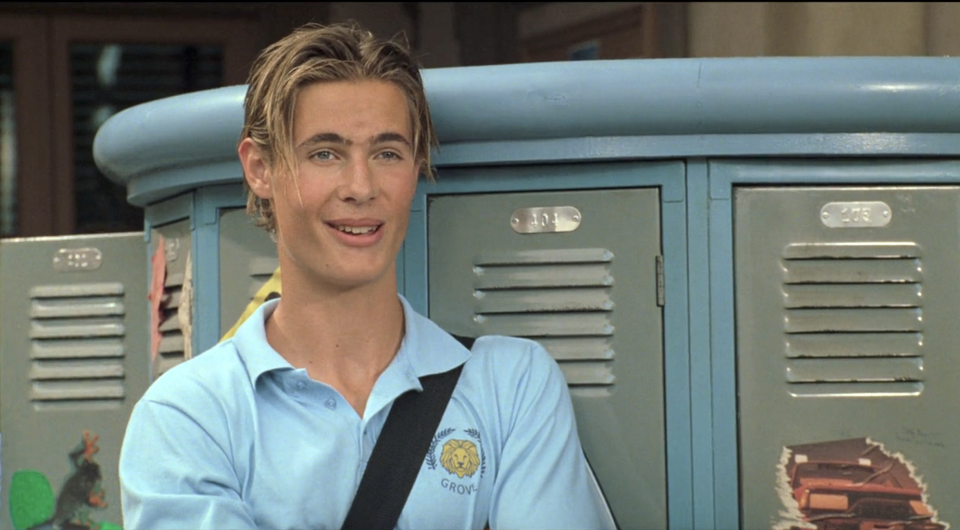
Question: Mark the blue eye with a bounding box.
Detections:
[313,150,334,160]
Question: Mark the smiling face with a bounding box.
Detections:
[242,80,419,294]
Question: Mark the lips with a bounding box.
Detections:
[325,220,385,244]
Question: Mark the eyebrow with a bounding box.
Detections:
[371,132,412,147]
[296,132,412,150]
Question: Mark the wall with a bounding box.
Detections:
[689,2,960,57]
[926,2,960,56]
[327,2,461,68]
[516,2,688,59]
[328,2,415,48]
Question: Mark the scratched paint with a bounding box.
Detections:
[178,250,194,360]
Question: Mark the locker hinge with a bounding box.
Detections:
[656,255,665,307]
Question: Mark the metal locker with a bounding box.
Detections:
[735,186,960,529]
[149,219,193,380]
[428,188,666,529]
[218,207,279,336]
[1,233,148,530]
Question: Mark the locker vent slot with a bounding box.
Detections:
[781,242,923,397]
[247,257,280,299]
[28,282,126,406]
[155,271,186,377]
[473,249,615,387]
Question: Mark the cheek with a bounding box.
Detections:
[270,176,300,209]
[272,192,304,226]
[277,175,334,217]
[396,171,420,203]
[384,172,418,215]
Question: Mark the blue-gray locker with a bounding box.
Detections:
[218,206,279,335]
[427,185,667,528]
[735,180,960,528]
[0,233,148,530]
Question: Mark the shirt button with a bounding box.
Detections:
[296,381,306,391]
[325,398,337,410]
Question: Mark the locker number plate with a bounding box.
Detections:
[820,201,891,228]
[53,247,102,272]
[511,206,582,234]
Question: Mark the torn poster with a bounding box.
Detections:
[147,234,167,362]
[774,437,946,530]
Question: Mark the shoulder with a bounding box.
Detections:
[458,336,567,418]
[465,335,560,382]
[136,339,251,417]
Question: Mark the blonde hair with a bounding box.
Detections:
[240,22,437,233]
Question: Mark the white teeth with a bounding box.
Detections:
[336,225,377,235]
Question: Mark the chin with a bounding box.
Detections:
[325,265,395,291]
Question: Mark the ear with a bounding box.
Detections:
[238,138,274,199]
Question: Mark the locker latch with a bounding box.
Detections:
[656,255,665,307]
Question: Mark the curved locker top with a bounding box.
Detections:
[93,57,960,206]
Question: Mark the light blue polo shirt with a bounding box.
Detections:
[119,296,615,530]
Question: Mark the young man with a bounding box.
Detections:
[119,23,615,530]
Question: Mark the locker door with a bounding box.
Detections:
[735,187,960,529]
[1,233,147,530]
[429,188,666,529]
[219,207,279,336]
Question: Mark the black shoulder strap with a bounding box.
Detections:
[341,334,473,530]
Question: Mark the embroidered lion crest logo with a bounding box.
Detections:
[440,439,480,478]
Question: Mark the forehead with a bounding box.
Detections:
[291,80,413,141]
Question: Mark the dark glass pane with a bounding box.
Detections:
[72,44,223,234]
[0,43,14,237]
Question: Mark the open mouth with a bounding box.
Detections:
[331,224,382,235]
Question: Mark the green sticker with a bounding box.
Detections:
[8,470,55,530]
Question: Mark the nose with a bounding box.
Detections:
[339,157,377,203]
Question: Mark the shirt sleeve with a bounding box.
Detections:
[119,398,257,530]
[488,342,617,530]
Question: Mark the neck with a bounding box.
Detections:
[265,268,405,416]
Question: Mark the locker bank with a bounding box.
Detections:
[3,57,960,530]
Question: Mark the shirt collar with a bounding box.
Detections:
[397,294,471,380]
[233,298,291,387]
[232,295,471,388]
